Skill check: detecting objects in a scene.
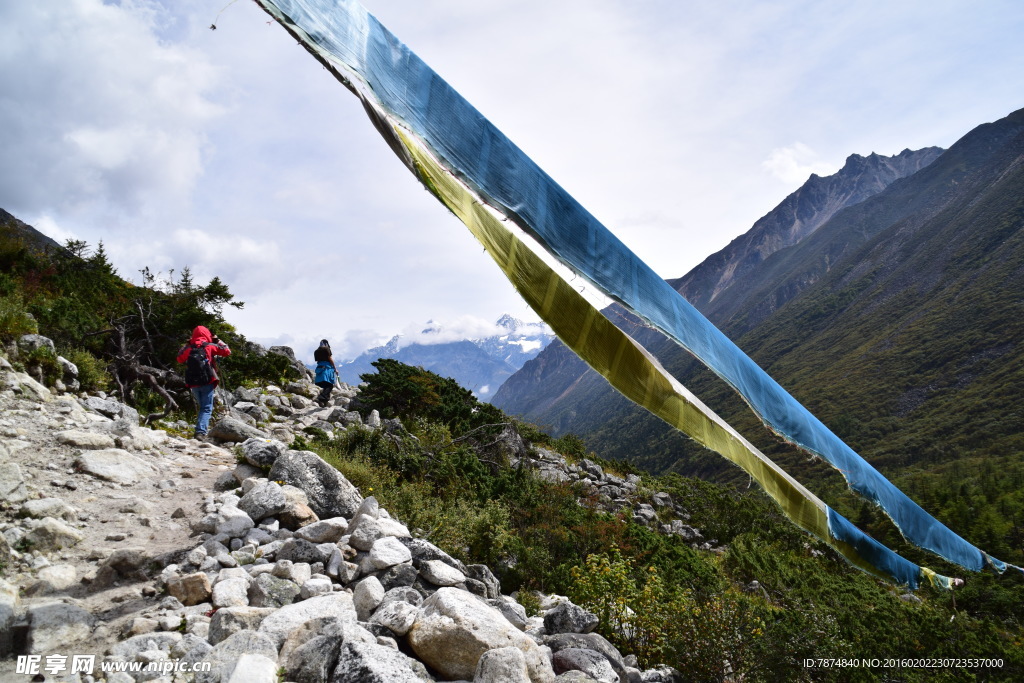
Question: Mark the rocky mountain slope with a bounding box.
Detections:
[0,209,65,254]
[492,147,943,428]
[672,147,943,311]
[0,336,691,683]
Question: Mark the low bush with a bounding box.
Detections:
[24,344,61,385]
[220,347,299,387]
[357,358,507,438]
[568,550,771,678]
[0,293,38,339]
[62,347,112,392]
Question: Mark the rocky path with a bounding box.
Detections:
[0,355,683,683]
[0,365,239,680]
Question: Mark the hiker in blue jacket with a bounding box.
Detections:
[314,339,338,407]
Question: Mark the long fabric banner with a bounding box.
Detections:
[252,0,1018,583]
[391,124,946,589]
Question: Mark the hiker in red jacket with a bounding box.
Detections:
[177,325,231,440]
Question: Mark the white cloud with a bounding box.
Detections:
[387,315,550,349]
[170,229,282,267]
[396,315,512,348]
[509,338,543,353]
[762,143,839,186]
[32,215,79,247]
[333,329,392,361]
[89,228,286,300]
[246,327,391,365]
[0,0,223,221]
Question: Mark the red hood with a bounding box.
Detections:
[190,326,213,345]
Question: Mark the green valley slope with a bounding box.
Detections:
[499,107,1024,566]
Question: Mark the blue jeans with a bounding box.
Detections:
[191,383,216,436]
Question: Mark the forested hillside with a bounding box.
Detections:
[0,208,301,417]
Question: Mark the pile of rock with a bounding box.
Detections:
[124,436,679,682]
[0,340,689,682]
[2,333,83,393]
[516,449,711,549]
[1,358,241,676]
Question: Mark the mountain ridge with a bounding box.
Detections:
[0,208,66,254]
[670,147,944,311]
[492,145,946,427]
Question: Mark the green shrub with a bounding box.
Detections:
[62,348,112,392]
[383,482,515,563]
[0,272,17,297]
[320,433,516,567]
[454,498,516,567]
[0,294,38,339]
[511,418,549,445]
[24,345,61,385]
[331,424,425,478]
[220,348,299,387]
[568,551,686,668]
[514,589,542,617]
[302,426,330,441]
[551,432,589,459]
[129,386,170,418]
[358,358,506,437]
[569,551,770,678]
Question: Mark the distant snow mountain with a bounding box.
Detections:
[337,315,554,401]
[476,314,550,369]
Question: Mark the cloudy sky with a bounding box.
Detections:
[1,0,1022,361]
